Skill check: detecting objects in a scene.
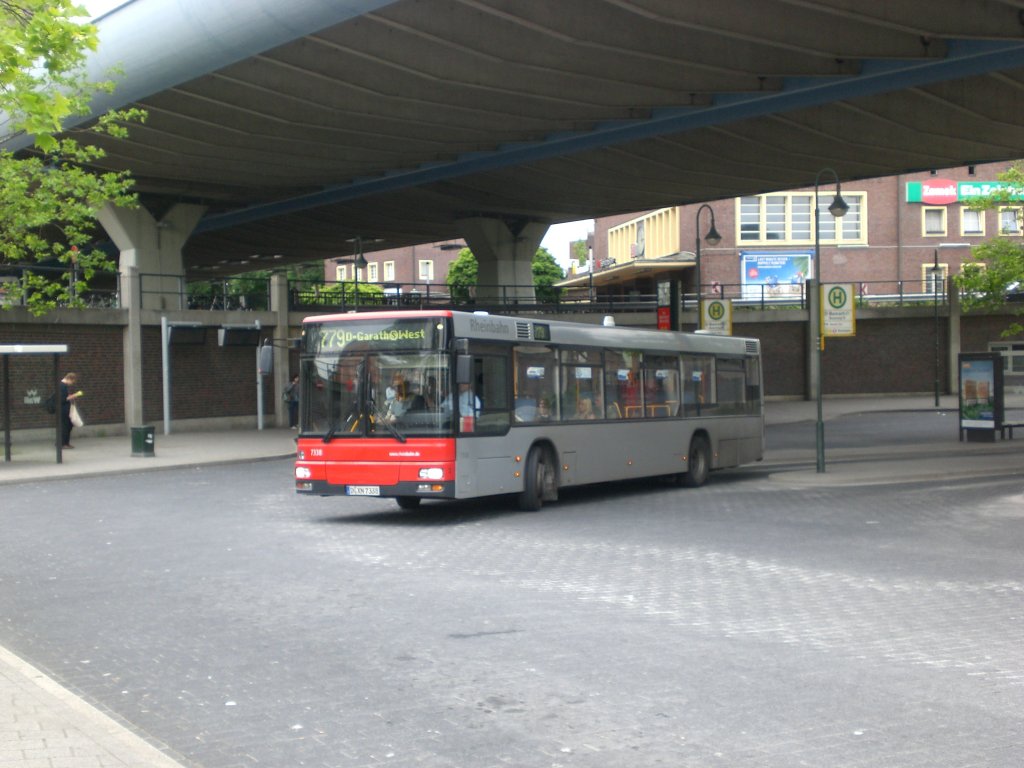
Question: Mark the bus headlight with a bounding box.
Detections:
[418,467,444,480]
[295,466,312,479]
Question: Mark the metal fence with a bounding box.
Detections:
[0,264,121,309]
[12,273,945,315]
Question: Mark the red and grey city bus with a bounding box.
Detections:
[294,310,764,510]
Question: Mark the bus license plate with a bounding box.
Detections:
[347,485,380,496]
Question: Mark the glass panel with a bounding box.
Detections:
[561,365,604,420]
[604,349,643,418]
[451,352,509,435]
[739,197,761,241]
[765,196,786,240]
[963,209,983,235]
[371,352,451,437]
[924,208,945,234]
[816,200,836,240]
[745,358,762,414]
[514,346,558,422]
[1000,209,1020,233]
[681,354,715,415]
[790,195,812,240]
[642,354,680,417]
[716,358,747,415]
[301,351,453,439]
[477,356,512,436]
[840,195,862,241]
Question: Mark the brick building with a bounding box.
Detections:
[586,161,1023,300]
[324,239,465,299]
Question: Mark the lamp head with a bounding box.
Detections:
[828,193,849,218]
[704,223,722,247]
[355,254,368,269]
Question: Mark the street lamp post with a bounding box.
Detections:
[341,236,371,311]
[811,168,849,473]
[694,204,722,330]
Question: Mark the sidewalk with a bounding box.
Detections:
[1,397,1022,767]
[0,426,298,486]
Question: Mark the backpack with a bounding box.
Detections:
[44,393,56,414]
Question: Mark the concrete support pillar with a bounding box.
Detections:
[456,217,548,302]
[97,203,206,430]
[97,203,206,311]
[270,272,291,427]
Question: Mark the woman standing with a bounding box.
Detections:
[59,372,83,448]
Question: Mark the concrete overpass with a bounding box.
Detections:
[5,0,1024,298]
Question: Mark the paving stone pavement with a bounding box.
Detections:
[0,395,1021,767]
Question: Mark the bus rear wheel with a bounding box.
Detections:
[518,447,551,511]
[681,435,710,488]
[396,496,421,510]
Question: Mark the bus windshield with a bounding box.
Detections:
[301,317,452,439]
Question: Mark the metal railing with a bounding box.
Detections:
[0,264,121,309]
[136,274,271,311]
[20,273,949,315]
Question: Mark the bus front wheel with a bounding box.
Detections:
[681,435,710,488]
[396,496,421,510]
[518,447,551,511]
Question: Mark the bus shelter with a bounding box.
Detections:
[0,344,68,464]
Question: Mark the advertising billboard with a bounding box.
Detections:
[740,251,812,300]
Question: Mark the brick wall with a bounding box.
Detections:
[3,309,1021,428]
[0,316,269,430]
[0,321,124,429]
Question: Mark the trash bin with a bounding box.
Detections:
[131,425,155,457]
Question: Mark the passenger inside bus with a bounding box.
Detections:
[574,396,597,420]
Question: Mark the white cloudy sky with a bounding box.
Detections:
[83,2,594,271]
[541,220,594,270]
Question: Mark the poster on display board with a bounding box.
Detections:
[740,251,812,301]
[958,352,1003,441]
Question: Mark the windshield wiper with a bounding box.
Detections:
[368,398,407,443]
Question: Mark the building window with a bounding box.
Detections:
[418,260,434,281]
[737,193,865,245]
[383,261,395,281]
[921,263,948,294]
[922,207,947,236]
[999,207,1022,235]
[961,208,985,237]
[335,264,347,281]
[367,262,378,282]
[607,207,680,263]
[990,342,1024,375]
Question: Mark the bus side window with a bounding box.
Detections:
[643,355,680,418]
[745,358,762,414]
[682,354,715,415]
[603,349,638,418]
[514,345,557,422]
[469,353,510,434]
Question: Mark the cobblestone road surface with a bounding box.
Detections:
[1,440,1022,767]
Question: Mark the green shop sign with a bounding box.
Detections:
[906,179,1024,205]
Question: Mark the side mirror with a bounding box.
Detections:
[455,338,469,355]
[456,354,472,384]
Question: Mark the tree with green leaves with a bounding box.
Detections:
[446,247,477,303]
[954,162,1024,337]
[1,0,144,315]
[532,246,564,302]
[571,239,589,266]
